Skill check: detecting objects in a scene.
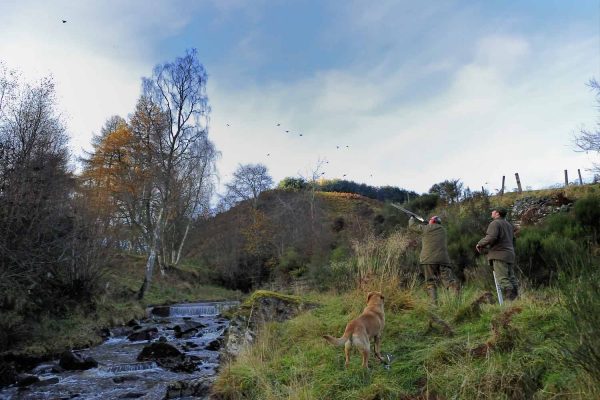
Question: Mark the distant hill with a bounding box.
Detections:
[184,190,387,291]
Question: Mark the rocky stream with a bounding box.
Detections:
[0,301,239,400]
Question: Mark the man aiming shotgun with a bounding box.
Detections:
[394,204,460,304]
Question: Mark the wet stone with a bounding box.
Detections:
[32,377,59,386]
[151,306,170,317]
[59,351,98,371]
[127,327,158,341]
[16,373,40,387]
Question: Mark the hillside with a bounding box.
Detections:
[214,287,584,399]
[208,184,600,399]
[184,189,386,291]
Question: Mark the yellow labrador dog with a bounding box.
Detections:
[323,291,385,368]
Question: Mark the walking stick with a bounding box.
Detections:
[493,270,504,305]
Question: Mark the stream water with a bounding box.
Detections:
[0,301,239,400]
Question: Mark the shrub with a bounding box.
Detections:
[573,194,600,242]
[277,177,307,191]
[406,193,439,215]
[559,257,600,396]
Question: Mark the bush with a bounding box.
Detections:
[516,211,586,285]
[277,177,307,191]
[406,193,439,215]
[559,257,600,395]
[573,194,600,242]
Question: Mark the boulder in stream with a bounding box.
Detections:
[127,327,158,341]
[16,373,39,387]
[151,306,170,317]
[137,342,197,373]
[59,351,98,370]
[173,321,206,339]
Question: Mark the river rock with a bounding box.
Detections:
[151,306,170,317]
[205,339,222,351]
[59,351,98,370]
[138,342,182,360]
[16,373,39,387]
[31,377,59,387]
[173,322,206,339]
[165,376,215,399]
[137,342,197,373]
[127,327,158,341]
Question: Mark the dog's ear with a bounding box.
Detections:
[380,293,385,301]
[367,292,374,303]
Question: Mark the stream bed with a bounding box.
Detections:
[0,301,239,400]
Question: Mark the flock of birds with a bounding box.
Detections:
[58,18,368,183]
[224,120,375,181]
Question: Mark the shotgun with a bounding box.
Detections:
[390,203,426,222]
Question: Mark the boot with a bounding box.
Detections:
[502,287,517,301]
[427,287,438,305]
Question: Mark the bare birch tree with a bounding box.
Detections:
[136,49,216,299]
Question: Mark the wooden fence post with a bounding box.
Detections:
[578,169,583,185]
[500,176,505,196]
[564,170,569,187]
[515,173,522,194]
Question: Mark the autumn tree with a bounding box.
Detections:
[80,117,150,249]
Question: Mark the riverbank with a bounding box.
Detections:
[1,301,238,399]
[0,254,242,387]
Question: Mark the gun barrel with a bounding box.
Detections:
[390,203,425,222]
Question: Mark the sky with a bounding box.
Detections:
[1,0,599,194]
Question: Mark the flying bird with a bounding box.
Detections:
[276,123,281,126]
[62,20,67,23]
[226,123,230,127]
[299,134,303,137]
[285,130,289,133]
[267,153,270,156]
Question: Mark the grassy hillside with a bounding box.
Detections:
[211,185,600,399]
[213,285,592,400]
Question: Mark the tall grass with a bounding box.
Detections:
[352,231,417,291]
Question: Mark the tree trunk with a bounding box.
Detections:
[174,222,190,266]
[137,208,163,300]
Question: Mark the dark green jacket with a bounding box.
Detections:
[409,218,451,265]
[477,218,515,263]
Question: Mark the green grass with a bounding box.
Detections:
[213,285,591,400]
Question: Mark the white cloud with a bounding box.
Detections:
[210,32,598,193]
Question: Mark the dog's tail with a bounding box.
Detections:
[323,333,350,346]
